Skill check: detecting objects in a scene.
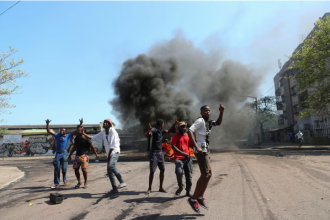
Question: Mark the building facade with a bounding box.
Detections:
[274,12,330,135]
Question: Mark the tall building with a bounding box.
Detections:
[274,12,330,133]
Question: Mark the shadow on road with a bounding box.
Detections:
[132,213,204,220]
[124,195,185,205]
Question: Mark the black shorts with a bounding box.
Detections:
[149,151,165,173]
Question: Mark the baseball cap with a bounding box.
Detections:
[104,118,113,124]
[178,121,187,127]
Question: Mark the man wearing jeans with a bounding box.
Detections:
[171,121,193,197]
[85,119,126,194]
[46,118,82,189]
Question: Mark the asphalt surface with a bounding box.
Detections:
[1,147,330,220]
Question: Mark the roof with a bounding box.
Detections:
[20,129,55,135]
[0,124,100,130]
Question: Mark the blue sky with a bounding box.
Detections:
[0,1,329,127]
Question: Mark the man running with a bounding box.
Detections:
[84,119,126,194]
[171,121,193,197]
[187,104,225,213]
[145,118,178,194]
[67,126,99,189]
[46,118,82,189]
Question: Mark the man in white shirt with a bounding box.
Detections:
[85,119,126,194]
[296,131,303,147]
[187,104,225,213]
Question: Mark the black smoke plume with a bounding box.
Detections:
[110,34,263,144]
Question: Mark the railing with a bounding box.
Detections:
[310,124,330,137]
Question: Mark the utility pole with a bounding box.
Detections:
[246,96,259,145]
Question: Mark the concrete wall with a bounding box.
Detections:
[0,134,103,157]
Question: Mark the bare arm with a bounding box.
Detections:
[72,118,84,136]
[67,144,77,161]
[188,130,202,154]
[145,123,152,138]
[45,119,55,136]
[171,144,189,158]
[83,133,92,139]
[216,104,225,126]
[90,143,99,159]
[165,118,179,134]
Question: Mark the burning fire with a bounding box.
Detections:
[161,142,196,160]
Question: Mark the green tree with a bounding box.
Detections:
[0,47,28,121]
[247,96,279,142]
[290,16,330,117]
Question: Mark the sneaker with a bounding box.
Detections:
[186,191,192,197]
[175,188,183,195]
[187,198,200,213]
[197,197,208,210]
[108,188,119,194]
[118,183,127,189]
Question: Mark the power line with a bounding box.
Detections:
[0,1,21,17]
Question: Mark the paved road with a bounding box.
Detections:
[0,149,330,220]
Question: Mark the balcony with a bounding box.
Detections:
[276,101,283,110]
[291,87,296,96]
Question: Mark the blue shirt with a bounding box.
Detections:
[54,133,73,153]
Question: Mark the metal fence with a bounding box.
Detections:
[309,124,330,137]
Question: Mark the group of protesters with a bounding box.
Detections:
[145,104,225,213]
[46,118,126,193]
[46,103,225,214]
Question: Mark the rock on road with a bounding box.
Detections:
[0,150,330,220]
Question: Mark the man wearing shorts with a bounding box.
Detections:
[145,118,178,194]
[171,121,193,197]
[68,126,99,189]
[187,104,225,213]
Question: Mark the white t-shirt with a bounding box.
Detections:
[296,132,303,139]
[189,118,217,150]
[91,128,120,157]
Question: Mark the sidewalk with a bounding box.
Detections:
[0,166,24,189]
[258,142,330,150]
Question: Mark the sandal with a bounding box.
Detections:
[64,181,68,187]
[74,183,81,189]
[83,184,89,189]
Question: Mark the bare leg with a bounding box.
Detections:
[159,169,167,193]
[146,172,154,194]
[82,168,88,186]
[192,174,207,199]
[74,168,82,185]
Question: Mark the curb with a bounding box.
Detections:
[0,166,25,190]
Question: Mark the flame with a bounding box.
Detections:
[189,146,195,158]
[161,143,174,160]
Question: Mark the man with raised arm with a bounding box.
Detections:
[145,118,178,194]
[187,104,225,213]
[84,119,126,194]
[67,126,99,189]
[46,118,83,189]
